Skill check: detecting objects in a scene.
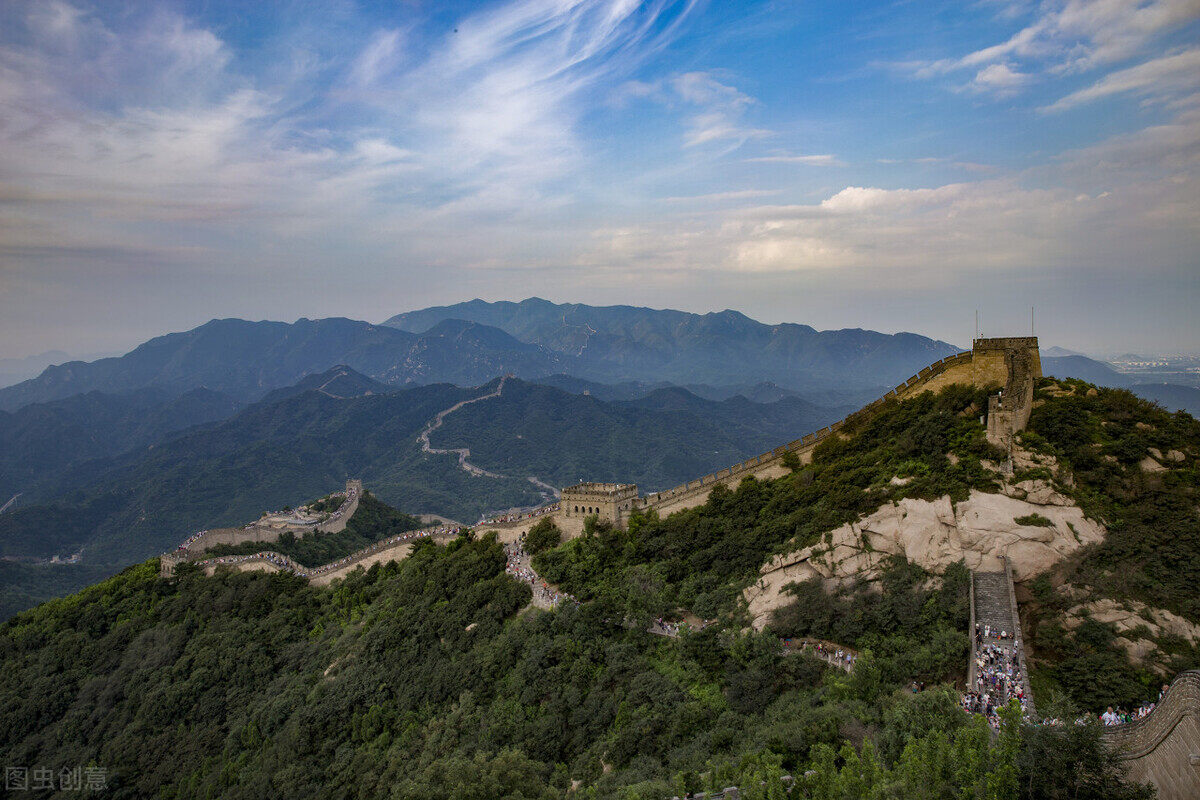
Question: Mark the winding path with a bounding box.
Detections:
[0,492,20,514]
[418,376,509,477]
[416,375,560,507]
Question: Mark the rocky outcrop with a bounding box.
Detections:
[745,483,1104,629]
[1065,598,1200,671]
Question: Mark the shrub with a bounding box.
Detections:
[525,518,562,554]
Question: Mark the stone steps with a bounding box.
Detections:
[970,564,1036,717]
[973,571,1016,639]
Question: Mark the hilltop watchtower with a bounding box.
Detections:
[970,337,1041,454]
[560,482,638,527]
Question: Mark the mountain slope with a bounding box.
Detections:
[1130,383,1200,415]
[1042,355,1132,388]
[0,377,842,572]
[383,297,962,390]
[0,386,241,500]
[0,317,564,412]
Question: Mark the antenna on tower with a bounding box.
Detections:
[975,310,979,343]
[1031,306,1035,336]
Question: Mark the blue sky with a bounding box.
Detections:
[1,0,1198,356]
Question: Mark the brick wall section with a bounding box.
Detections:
[1103,670,1200,800]
[636,350,978,517]
[635,338,1042,520]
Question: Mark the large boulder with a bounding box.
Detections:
[745,487,1104,629]
[1063,598,1200,673]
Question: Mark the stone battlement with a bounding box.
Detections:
[562,482,637,498]
[561,482,638,525]
[594,336,1040,522]
[973,336,1040,351]
[1103,670,1200,800]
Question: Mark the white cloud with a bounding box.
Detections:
[906,0,1200,100]
[969,63,1030,94]
[746,154,840,166]
[669,72,770,149]
[576,106,1200,276]
[1043,48,1200,111]
[349,29,404,86]
[962,0,1200,72]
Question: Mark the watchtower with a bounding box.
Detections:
[973,336,1041,459]
[560,482,638,527]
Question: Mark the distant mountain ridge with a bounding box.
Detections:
[1041,354,1200,415]
[0,386,241,501]
[0,302,964,415]
[0,373,845,573]
[383,297,963,390]
[0,317,562,412]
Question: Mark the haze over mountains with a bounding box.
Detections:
[0,299,965,414]
[0,299,1196,619]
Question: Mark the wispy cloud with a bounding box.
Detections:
[901,0,1200,99]
[670,72,771,149]
[745,153,841,166]
[663,189,781,203]
[1042,47,1200,111]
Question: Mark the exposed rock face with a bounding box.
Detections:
[746,482,1104,629]
[1065,598,1200,672]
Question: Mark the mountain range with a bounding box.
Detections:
[0,299,963,413]
[383,297,963,390]
[2,300,1196,619]
[0,365,848,614]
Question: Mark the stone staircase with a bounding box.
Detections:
[969,559,1035,717]
[973,571,1014,636]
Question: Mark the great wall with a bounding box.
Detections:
[159,336,1200,795]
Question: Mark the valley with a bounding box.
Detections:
[3,332,1199,799]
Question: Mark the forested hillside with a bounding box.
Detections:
[0,387,241,500]
[3,379,1191,796]
[0,537,1149,799]
[0,375,842,618]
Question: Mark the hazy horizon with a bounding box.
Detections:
[4,296,1199,367]
[2,1,1198,358]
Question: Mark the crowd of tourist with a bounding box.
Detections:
[780,638,858,671]
[965,623,1031,728]
[504,535,575,608]
[176,530,210,551]
[483,503,560,527]
[1098,687,1166,726]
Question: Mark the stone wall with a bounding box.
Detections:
[633,348,995,519]
[474,514,585,544]
[1104,670,1200,800]
[161,480,361,576]
[561,482,638,525]
[180,524,290,555]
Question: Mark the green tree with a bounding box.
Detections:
[525,518,562,555]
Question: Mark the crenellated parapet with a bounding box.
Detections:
[618,338,1038,521]
[1103,670,1200,800]
[561,482,638,526]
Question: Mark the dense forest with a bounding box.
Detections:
[4,378,1191,796]
[0,539,1149,799]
